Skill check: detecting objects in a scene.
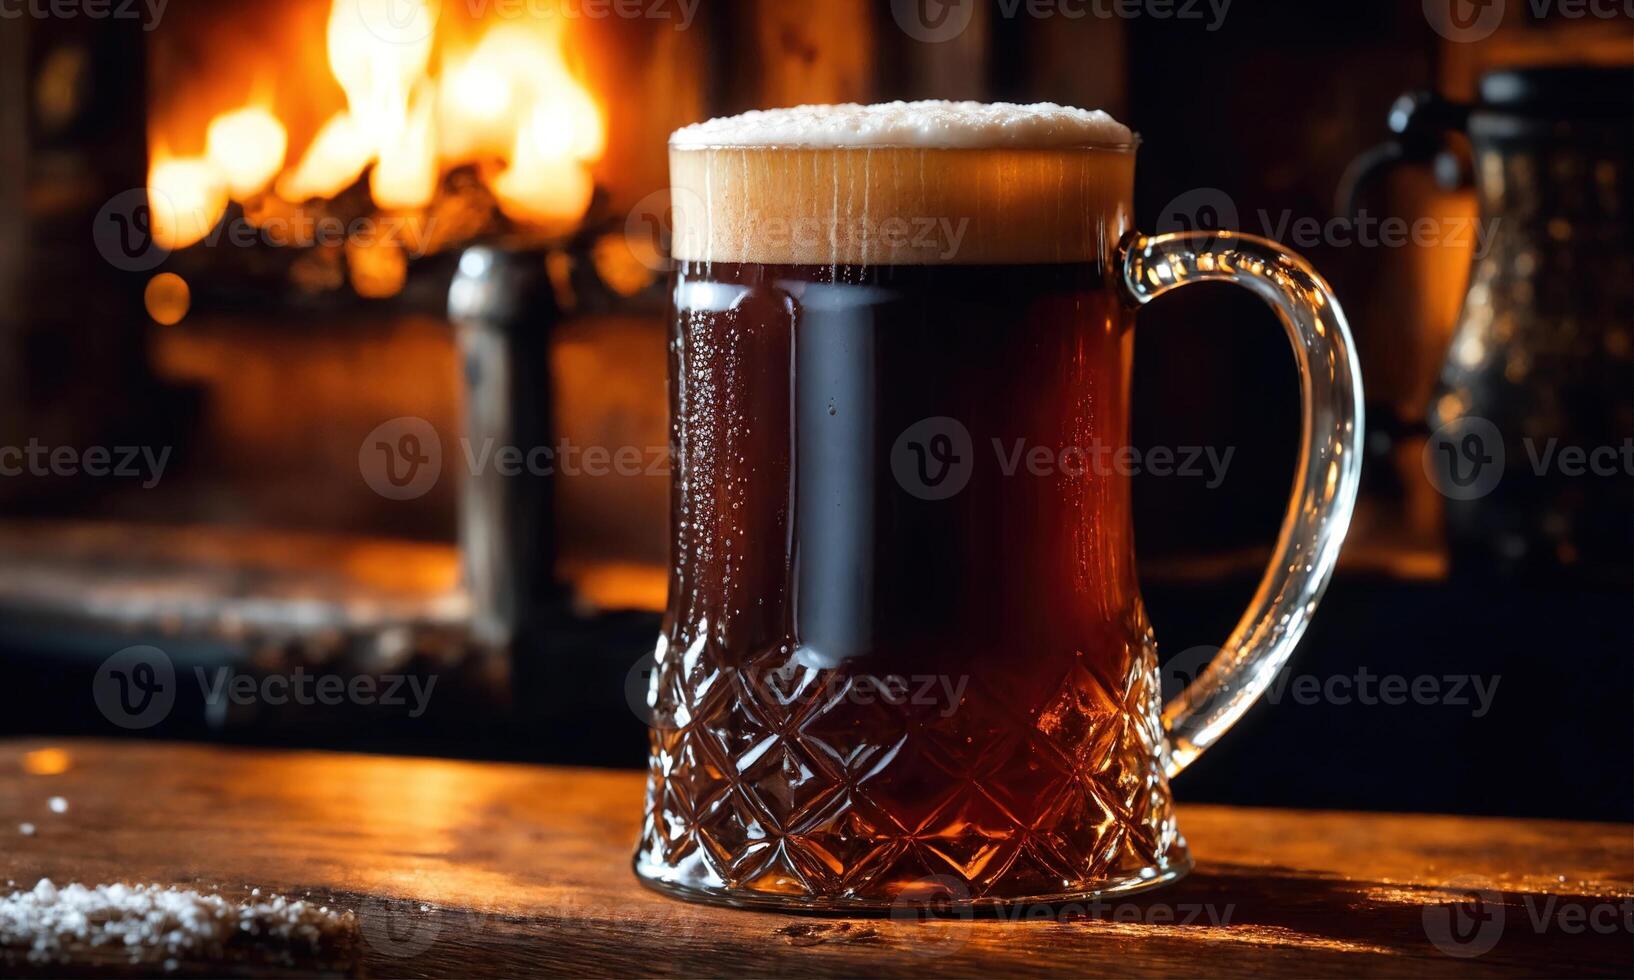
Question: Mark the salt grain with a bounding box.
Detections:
[47,798,68,815]
[0,879,356,967]
[17,824,34,837]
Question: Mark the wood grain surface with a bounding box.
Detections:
[1,738,1628,977]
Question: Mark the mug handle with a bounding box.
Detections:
[1118,230,1365,777]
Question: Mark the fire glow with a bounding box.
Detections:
[147,0,605,262]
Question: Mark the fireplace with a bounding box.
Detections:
[0,1,717,753]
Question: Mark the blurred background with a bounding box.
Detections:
[0,0,1629,821]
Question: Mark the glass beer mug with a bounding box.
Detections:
[635,102,1363,909]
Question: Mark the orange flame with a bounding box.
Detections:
[276,112,373,202]
[148,153,228,251]
[149,0,606,265]
[205,106,287,199]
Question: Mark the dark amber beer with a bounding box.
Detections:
[636,102,1364,910]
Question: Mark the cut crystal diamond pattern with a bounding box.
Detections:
[638,634,1184,905]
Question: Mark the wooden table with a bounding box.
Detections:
[1,739,1628,977]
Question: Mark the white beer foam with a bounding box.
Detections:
[667,102,1136,265]
[670,100,1133,149]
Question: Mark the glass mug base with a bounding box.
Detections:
[634,636,1190,910]
[632,850,1194,913]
